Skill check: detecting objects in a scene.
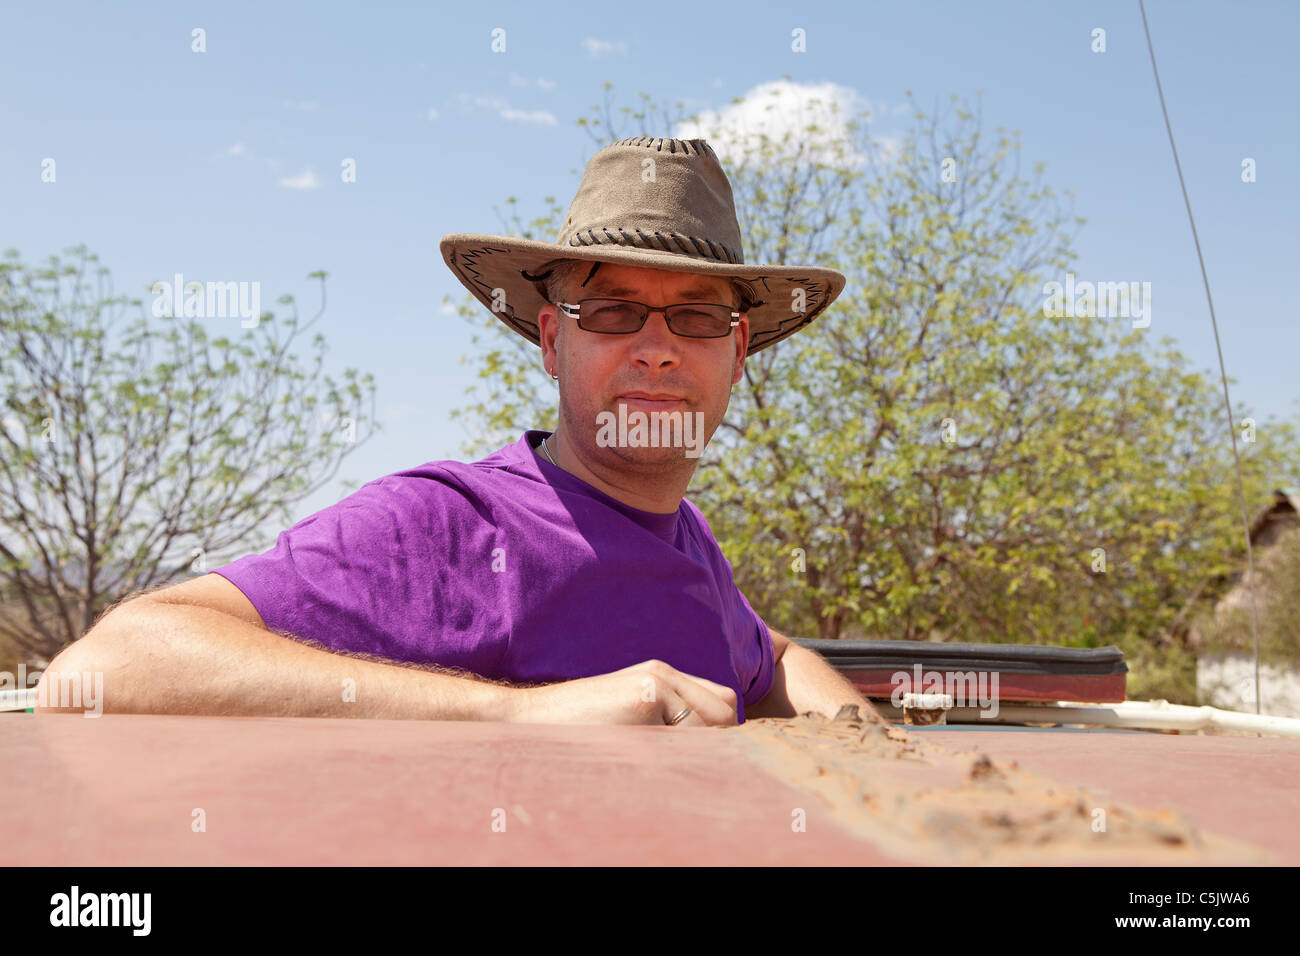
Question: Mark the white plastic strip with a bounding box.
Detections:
[0,688,38,712]
[946,699,1300,737]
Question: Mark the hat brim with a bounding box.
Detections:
[439,233,846,356]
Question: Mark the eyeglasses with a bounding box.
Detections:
[556,298,740,339]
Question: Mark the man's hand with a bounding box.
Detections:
[507,659,739,726]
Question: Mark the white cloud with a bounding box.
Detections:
[456,93,509,112]
[227,142,246,156]
[500,108,557,126]
[383,402,423,423]
[509,73,557,90]
[426,107,439,121]
[454,92,556,125]
[277,168,321,190]
[674,79,896,170]
[282,99,322,112]
[581,37,627,57]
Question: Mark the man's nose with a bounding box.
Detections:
[629,309,681,367]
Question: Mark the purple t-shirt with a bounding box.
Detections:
[213,430,774,721]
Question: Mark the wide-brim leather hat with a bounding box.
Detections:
[439,136,846,356]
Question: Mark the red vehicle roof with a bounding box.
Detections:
[4,710,1294,865]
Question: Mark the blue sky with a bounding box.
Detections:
[3,0,1297,537]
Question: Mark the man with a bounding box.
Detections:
[39,136,873,727]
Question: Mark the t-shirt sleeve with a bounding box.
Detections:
[211,474,445,661]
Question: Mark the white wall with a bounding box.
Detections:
[1197,651,1300,718]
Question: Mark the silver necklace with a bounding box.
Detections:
[540,435,558,466]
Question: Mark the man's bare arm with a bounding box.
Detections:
[747,627,876,720]
[35,577,517,721]
[35,573,742,726]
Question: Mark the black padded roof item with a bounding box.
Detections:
[790,640,1127,675]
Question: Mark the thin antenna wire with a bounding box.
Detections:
[1138,0,1262,715]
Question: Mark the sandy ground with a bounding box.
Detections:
[733,707,1272,865]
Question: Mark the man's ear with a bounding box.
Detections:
[732,314,750,384]
[539,303,560,371]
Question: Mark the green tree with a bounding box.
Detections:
[0,246,377,664]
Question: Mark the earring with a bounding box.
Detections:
[549,368,558,381]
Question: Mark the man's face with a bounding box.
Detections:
[537,262,750,472]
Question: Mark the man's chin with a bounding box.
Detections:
[599,443,704,467]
